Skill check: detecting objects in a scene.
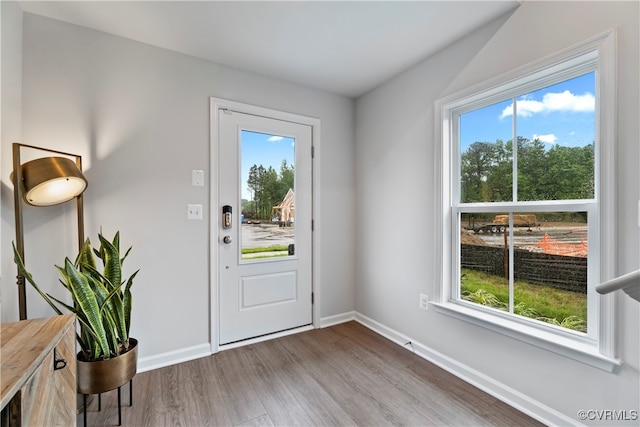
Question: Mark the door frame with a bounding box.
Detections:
[209,97,321,353]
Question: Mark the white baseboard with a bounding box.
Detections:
[218,325,314,351]
[319,310,356,328]
[137,343,211,373]
[354,312,579,427]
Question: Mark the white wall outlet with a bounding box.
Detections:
[187,204,203,220]
[419,293,429,310]
[192,170,204,187]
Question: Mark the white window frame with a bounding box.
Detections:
[433,31,619,371]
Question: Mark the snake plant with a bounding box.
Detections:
[13,231,139,361]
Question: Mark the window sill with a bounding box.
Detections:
[431,301,621,372]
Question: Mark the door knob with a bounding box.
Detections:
[223,235,232,244]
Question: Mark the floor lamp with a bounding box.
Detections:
[11,143,88,320]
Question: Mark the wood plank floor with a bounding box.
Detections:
[80,322,544,426]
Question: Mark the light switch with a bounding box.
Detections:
[192,170,204,187]
[187,204,203,220]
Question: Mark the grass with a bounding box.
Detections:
[241,245,289,260]
[241,245,288,254]
[243,253,289,260]
[461,268,587,332]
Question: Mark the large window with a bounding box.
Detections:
[457,69,595,335]
[435,34,618,371]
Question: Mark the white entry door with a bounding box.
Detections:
[218,108,313,345]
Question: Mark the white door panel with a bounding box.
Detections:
[218,110,312,345]
[241,271,297,308]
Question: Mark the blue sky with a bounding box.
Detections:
[241,130,295,200]
[460,72,595,151]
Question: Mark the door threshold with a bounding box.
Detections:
[218,324,314,351]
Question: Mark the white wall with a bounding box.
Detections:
[0,12,356,365]
[0,1,23,321]
[355,1,638,425]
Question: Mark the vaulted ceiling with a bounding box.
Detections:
[19,1,520,98]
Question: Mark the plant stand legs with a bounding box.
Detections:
[81,379,133,427]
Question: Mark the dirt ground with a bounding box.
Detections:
[461,222,588,256]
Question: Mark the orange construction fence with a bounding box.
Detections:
[536,234,588,257]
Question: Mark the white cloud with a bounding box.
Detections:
[533,133,557,144]
[267,136,283,142]
[500,90,595,119]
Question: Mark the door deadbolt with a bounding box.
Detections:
[222,205,232,229]
[223,235,232,244]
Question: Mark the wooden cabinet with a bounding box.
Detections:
[1,315,76,426]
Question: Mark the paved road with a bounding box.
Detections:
[241,222,294,249]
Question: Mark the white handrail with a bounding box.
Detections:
[596,269,640,302]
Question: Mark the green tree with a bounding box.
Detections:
[250,165,266,217]
[245,161,296,220]
[462,138,594,204]
[262,166,279,218]
[517,137,547,200]
[279,159,295,197]
[544,144,594,199]
[246,164,261,217]
[485,139,513,202]
[461,141,498,202]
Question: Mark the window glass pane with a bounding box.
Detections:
[460,212,510,311]
[513,212,588,333]
[459,100,513,203]
[240,130,295,261]
[515,73,595,201]
[460,211,588,333]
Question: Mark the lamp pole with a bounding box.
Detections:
[12,142,87,320]
[75,155,86,251]
[12,143,28,320]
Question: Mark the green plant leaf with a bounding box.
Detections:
[87,270,127,348]
[76,238,96,271]
[98,233,122,291]
[101,307,120,356]
[121,246,132,264]
[63,258,111,359]
[123,270,139,338]
[102,280,127,343]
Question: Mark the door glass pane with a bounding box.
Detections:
[240,130,295,261]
